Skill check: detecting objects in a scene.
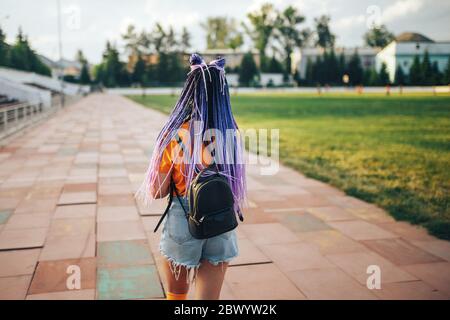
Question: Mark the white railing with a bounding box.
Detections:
[0,77,52,107]
[0,94,81,142]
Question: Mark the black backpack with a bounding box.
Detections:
[153,162,240,239]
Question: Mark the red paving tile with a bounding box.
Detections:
[287,268,377,300]
[0,249,41,277]
[97,206,140,222]
[46,218,95,240]
[0,227,48,250]
[3,213,52,230]
[361,238,443,265]
[97,220,146,242]
[307,206,356,221]
[295,230,366,254]
[377,221,436,241]
[327,220,398,241]
[58,191,97,205]
[402,262,450,297]
[372,281,447,300]
[28,257,96,295]
[225,264,306,300]
[411,240,450,262]
[26,289,96,300]
[326,251,417,285]
[239,223,299,245]
[260,242,334,272]
[40,233,96,261]
[0,275,33,299]
[230,238,271,266]
[53,204,96,219]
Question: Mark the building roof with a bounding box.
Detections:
[395,32,434,43]
[199,48,259,55]
[300,47,380,57]
[38,55,84,70]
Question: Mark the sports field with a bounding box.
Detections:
[128,93,450,239]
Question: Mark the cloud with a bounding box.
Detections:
[381,0,424,23]
[333,14,365,30]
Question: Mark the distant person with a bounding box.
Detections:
[136,54,246,300]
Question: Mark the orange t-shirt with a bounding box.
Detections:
[159,122,212,196]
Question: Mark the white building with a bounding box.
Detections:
[375,32,450,83]
[294,47,380,79]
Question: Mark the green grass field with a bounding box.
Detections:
[128,93,450,240]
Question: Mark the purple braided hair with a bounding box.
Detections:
[135,53,247,219]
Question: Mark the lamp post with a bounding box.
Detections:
[57,0,65,107]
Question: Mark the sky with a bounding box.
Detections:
[1,0,449,64]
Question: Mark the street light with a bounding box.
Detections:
[57,0,65,107]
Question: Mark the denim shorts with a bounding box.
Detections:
[159,197,239,282]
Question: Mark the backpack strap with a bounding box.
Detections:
[153,180,175,233]
[153,132,187,233]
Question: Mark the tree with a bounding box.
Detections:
[378,62,390,85]
[79,63,91,84]
[165,26,178,52]
[274,6,310,76]
[243,3,277,70]
[304,58,314,85]
[444,56,450,84]
[122,24,140,56]
[421,50,433,85]
[239,52,259,86]
[347,50,363,85]
[132,55,146,86]
[9,28,51,76]
[321,49,339,84]
[76,50,91,84]
[364,25,395,48]
[337,53,346,84]
[201,17,236,49]
[431,61,441,85]
[0,26,10,67]
[95,41,129,87]
[395,65,406,86]
[365,68,379,86]
[314,15,335,49]
[152,23,167,53]
[228,32,244,51]
[180,27,191,52]
[409,55,422,85]
[267,54,284,73]
[155,51,185,85]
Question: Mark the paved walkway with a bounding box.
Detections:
[0,93,449,300]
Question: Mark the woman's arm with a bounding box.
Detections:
[150,170,172,199]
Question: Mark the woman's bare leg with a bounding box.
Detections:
[195,260,228,300]
[161,257,190,296]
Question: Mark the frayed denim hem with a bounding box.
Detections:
[159,247,201,285]
[205,254,238,272]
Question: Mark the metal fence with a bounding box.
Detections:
[0,94,80,142]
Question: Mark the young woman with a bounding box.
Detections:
[135,54,246,300]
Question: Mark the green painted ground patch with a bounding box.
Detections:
[0,210,13,224]
[128,93,450,240]
[97,265,164,300]
[97,239,154,268]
